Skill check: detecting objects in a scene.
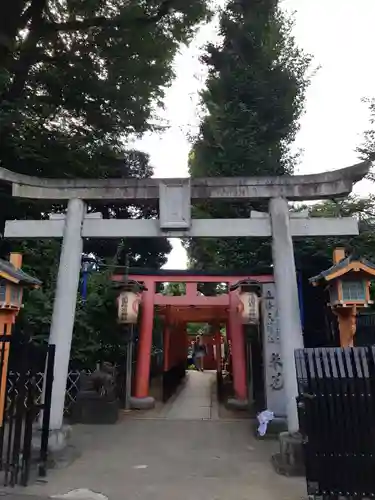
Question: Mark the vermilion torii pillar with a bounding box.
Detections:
[131,279,155,409]
[228,290,248,404]
[0,160,370,442]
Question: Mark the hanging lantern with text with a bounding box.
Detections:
[229,279,262,325]
[238,291,260,325]
[115,279,147,325]
[117,290,141,324]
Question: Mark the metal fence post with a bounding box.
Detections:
[39,344,56,477]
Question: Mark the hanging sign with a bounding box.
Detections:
[238,292,260,325]
[117,291,141,324]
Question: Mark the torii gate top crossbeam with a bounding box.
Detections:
[0,160,370,201]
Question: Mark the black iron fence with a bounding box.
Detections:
[0,336,55,487]
[355,312,375,346]
[295,347,375,499]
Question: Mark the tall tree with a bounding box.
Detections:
[186,0,310,271]
[0,0,210,258]
[358,97,375,181]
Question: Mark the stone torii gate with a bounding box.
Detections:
[0,161,370,444]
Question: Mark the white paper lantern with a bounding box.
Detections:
[238,292,260,325]
[117,290,141,324]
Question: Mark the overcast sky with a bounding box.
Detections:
[135,0,375,269]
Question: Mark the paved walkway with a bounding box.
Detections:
[160,370,218,420]
[14,372,305,500]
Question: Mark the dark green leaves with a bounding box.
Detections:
[187,0,310,272]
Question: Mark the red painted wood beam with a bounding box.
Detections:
[113,274,274,284]
[154,294,229,306]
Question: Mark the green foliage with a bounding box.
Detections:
[72,269,122,368]
[293,196,375,273]
[161,282,186,296]
[357,97,375,181]
[18,264,129,369]
[0,0,210,251]
[14,239,59,341]
[187,322,209,336]
[186,0,311,272]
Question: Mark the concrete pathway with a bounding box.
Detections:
[12,371,306,500]
[161,370,218,420]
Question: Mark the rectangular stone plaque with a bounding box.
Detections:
[159,179,191,230]
[261,282,286,417]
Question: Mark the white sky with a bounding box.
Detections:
[135,0,375,269]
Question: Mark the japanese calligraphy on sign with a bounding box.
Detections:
[261,283,286,414]
[264,289,280,344]
[117,291,140,324]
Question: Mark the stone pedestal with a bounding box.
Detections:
[129,396,155,410]
[226,397,248,411]
[271,431,305,476]
[32,424,81,473]
[253,417,287,440]
[32,424,72,454]
[72,393,119,424]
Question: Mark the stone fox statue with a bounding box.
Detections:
[81,362,116,400]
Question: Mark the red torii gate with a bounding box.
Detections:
[112,270,273,407]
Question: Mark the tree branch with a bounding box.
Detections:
[42,0,175,34]
[20,2,35,25]
[0,0,28,69]
[0,0,47,108]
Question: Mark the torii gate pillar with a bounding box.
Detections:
[228,291,248,407]
[131,281,156,409]
[48,199,85,445]
[270,197,303,433]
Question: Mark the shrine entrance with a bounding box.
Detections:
[112,270,279,414]
[0,160,369,435]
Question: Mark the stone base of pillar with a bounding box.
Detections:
[271,431,305,477]
[72,396,119,425]
[226,397,248,411]
[253,417,287,440]
[32,424,72,454]
[129,396,155,410]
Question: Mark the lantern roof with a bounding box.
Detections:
[309,254,375,286]
[229,279,262,295]
[0,258,41,287]
[113,278,147,292]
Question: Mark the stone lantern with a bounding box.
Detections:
[0,252,41,425]
[230,279,262,325]
[116,280,147,325]
[0,252,41,327]
[309,247,375,347]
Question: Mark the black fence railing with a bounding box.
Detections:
[295,347,375,499]
[0,336,55,487]
[355,312,375,346]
